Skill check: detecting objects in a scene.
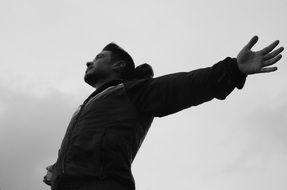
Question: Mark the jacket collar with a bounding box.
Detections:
[83,80,123,105]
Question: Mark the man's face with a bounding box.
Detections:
[84,50,114,86]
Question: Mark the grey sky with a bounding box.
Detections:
[0,0,286,190]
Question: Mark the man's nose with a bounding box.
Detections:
[86,61,93,67]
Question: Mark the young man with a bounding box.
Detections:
[43,36,284,190]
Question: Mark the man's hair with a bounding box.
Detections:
[103,43,135,79]
[103,43,154,80]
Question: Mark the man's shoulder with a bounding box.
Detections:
[123,78,153,92]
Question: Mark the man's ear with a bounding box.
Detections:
[112,61,126,72]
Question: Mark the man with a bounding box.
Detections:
[43,36,284,190]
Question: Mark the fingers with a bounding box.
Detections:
[264,47,284,60]
[43,175,51,186]
[259,66,278,73]
[46,165,53,171]
[43,179,51,185]
[263,54,283,66]
[260,54,282,73]
[245,35,259,50]
[261,40,280,54]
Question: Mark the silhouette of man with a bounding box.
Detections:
[43,36,284,190]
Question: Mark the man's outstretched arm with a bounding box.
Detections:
[125,36,284,117]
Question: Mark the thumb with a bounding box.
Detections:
[245,35,259,50]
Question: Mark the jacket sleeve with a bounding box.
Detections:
[125,57,247,117]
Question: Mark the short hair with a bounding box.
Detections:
[102,43,135,79]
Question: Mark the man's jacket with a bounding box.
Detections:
[50,57,247,190]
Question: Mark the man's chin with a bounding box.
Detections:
[84,75,97,87]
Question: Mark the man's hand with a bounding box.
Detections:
[43,165,53,186]
[237,36,284,75]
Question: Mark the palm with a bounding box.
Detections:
[237,36,284,75]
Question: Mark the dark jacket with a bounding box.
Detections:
[51,57,246,190]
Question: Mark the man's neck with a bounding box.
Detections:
[83,79,123,105]
[94,79,123,90]
[92,76,121,89]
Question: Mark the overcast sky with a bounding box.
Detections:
[0,0,286,190]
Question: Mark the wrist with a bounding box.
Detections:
[235,59,248,76]
[231,58,247,89]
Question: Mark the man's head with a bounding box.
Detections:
[84,43,135,87]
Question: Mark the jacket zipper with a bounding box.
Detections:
[60,83,120,174]
[62,104,85,174]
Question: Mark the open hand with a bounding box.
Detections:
[43,165,53,186]
[237,36,284,75]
